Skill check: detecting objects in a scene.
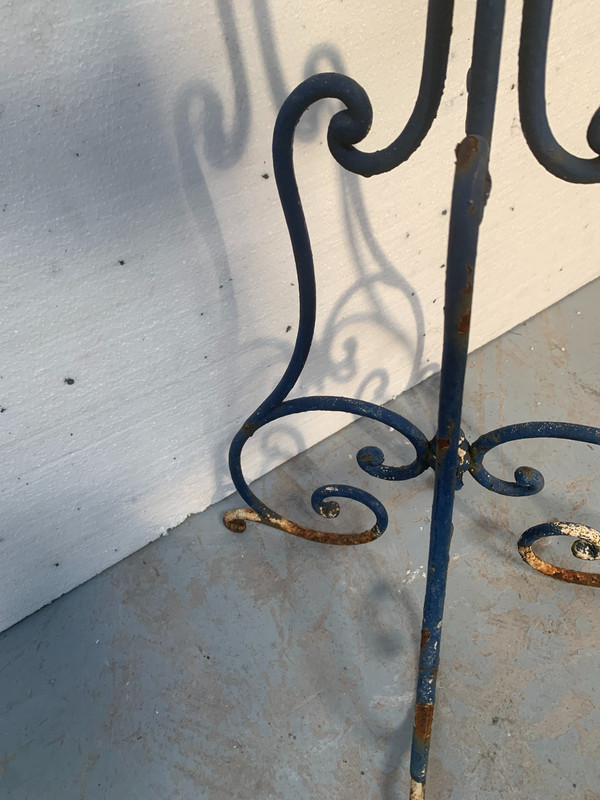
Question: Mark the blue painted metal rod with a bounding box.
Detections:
[465,0,505,143]
[409,2,505,795]
[408,135,492,795]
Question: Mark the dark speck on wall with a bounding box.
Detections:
[262,173,269,179]
[0,407,5,413]
[118,259,125,265]
[441,208,448,215]
[286,325,292,332]
[64,378,75,385]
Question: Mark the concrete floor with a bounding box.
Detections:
[2,280,600,799]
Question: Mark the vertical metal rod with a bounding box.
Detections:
[409,2,505,797]
[465,0,506,143]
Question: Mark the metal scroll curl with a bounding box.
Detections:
[468,421,600,583]
[469,421,600,495]
[224,395,431,545]
[519,0,600,183]
[518,523,600,587]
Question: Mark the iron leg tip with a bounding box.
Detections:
[409,778,426,799]
[223,508,254,533]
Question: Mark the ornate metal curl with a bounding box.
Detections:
[519,0,600,183]
[223,0,600,796]
[518,522,600,587]
[224,395,431,544]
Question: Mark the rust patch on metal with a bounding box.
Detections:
[242,421,260,437]
[458,309,471,334]
[455,135,479,170]
[519,543,600,587]
[461,281,473,296]
[414,703,435,742]
[519,522,600,586]
[517,466,537,484]
[420,629,431,652]
[358,450,377,465]
[437,438,450,451]
[223,507,381,546]
[223,516,247,533]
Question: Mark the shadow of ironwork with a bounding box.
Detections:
[172,0,435,513]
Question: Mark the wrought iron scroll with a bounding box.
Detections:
[223,0,600,796]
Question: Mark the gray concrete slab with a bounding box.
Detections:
[1,280,599,799]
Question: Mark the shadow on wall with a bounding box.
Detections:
[0,0,436,634]
[172,0,437,506]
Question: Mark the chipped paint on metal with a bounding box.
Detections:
[456,433,470,484]
[409,778,426,800]
[458,309,471,334]
[455,134,480,170]
[518,522,600,586]
[224,507,382,545]
[572,539,600,561]
[223,507,259,533]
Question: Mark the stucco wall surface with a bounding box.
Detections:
[1,0,599,631]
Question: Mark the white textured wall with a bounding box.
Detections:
[1,0,598,631]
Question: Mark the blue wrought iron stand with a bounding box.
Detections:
[224,1,600,795]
